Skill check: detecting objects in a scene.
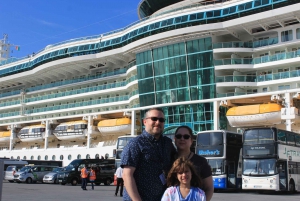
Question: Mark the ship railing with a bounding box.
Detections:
[214,49,300,66]
[214,58,253,65]
[213,41,253,48]
[216,75,256,83]
[216,69,300,83]
[217,92,256,98]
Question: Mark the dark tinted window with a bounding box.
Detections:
[197,132,223,146]
[244,128,274,145]
[287,133,295,145]
[277,130,286,144]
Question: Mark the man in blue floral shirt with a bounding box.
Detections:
[121,108,176,201]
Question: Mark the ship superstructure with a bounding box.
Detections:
[0,0,300,165]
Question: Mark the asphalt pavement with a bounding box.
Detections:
[1,181,300,201]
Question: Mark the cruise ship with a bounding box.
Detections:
[0,0,299,166]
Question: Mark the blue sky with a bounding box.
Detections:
[0,0,140,58]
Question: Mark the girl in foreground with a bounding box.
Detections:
[161,157,206,201]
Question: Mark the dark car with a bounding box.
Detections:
[57,159,115,186]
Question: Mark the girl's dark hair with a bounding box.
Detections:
[166,157,202,188]
[174,125,193,138]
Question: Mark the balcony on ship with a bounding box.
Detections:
[216,69,300,85]
[216,75,257,88]
[213,37,279,51]
[214,48,300,71]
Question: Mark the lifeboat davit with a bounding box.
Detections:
[97,118,140,136]
[18,125,46,142]
[226,103,282,127]
[0,131,10,143]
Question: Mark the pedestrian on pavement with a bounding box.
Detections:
[115,166,124,197]
[121,107,177,201]
[81,164,89,190]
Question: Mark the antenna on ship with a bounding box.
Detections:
[0,34,20,62]
[0,34,10,61]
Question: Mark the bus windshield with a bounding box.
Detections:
[243,158,276,175]
[197,132,223,146]
[244,129,274,145]
[117,136,135,149]
[207,159,225,175]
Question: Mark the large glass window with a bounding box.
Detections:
[137,38,215,131]
[244,128,274,145]
[197,132,223,146]
[207,159,225,175]
[297,28,300,39]
[281,30,293,42]
[243,159,276,175]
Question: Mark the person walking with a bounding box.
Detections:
[115,166,124,197]
[174,125,214,201]
[161,157,206,201]
[81,164,89,191]
[121,108,177,201]
[89,167,96,190]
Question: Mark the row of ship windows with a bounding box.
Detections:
[281,29,300,42]
[0,75,137,107]
[0,95,132,118]
[11,154,108,161]
[0,88,138,110]
[0,62,135,98]
[0,0,289,78]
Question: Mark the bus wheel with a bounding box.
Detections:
[71,178,78,186]
[95,183,100,186]
[26,177,33,184]
[289,181,295,193]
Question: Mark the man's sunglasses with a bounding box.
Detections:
[145,117,166,123]
[175,134,191,140]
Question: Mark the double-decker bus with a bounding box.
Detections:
[113,135,136,185]
[242,127,300,192]
[196,130,243,190]
[115,135,137,168]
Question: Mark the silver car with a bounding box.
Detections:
[14,165,58,184]
[43,167,64,184]
[4,165,26,183]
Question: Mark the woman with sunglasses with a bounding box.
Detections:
[174,125,214,201]
[161,157,206,201]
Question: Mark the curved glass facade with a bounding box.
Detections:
[137,38,217,131]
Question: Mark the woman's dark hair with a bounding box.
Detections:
[174,125,193,138]
[167,157,202,188]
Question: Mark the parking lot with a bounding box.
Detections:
[1,181,300,201]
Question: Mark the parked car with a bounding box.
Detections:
[43,167,64,184]
[14,165,58,184]
[4,163,28,183]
